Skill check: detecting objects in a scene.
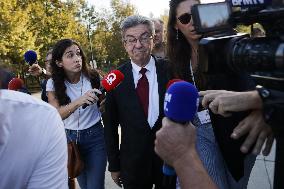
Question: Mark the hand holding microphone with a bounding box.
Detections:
[28,64,44,77]
[156,81,199,176]
[24,50,42,77]
[156,118,197,167]
[78,88,102,108]
[82,70,124,109]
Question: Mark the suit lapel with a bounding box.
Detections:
[154,57,167,128]
[123,62,135,93]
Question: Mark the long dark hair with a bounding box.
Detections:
[50,39,100,106]
[167,0,193,82]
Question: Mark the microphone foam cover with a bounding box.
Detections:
[24,50,37,66]
[164,81,199,123]
[101,70,124,91]
[8,78,24,91]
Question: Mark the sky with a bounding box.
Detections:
[87,0,223,18]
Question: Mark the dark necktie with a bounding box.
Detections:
[136,68,149,118]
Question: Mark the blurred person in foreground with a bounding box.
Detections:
[0,68,68,189]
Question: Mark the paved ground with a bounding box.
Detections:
[31,92,275,189]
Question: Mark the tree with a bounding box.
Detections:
[0,0,37,64]
[0,0,92,87]
[91,0,136,70]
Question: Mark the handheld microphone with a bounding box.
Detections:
[8,78,24,91]
[24,50,37,66]
[82,70,124,109]
[162,81,199,176]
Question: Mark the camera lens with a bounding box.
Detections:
[228,37,284,73]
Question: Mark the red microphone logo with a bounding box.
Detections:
[101,70,124,91]
[105,73,117,85]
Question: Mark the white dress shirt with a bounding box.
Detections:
[131,56,159,128]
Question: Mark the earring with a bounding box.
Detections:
[176,29,179,40]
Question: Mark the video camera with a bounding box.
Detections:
[192,0,284,90]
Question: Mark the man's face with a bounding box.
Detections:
[44,54,52,73]
[123,24,154,67]
[154,21,164,46]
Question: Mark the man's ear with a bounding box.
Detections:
[56,61,62,67]
[123,41,127,49]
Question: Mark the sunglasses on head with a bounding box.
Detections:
[178,13,192,25]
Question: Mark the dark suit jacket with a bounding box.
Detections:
[103,57,169,185]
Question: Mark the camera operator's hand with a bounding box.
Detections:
[155,117,196,166]
[231,110,274,156]
[199,90,263,115]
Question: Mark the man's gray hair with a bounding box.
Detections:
[120,15,155,39]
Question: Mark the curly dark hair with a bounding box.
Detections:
[50,39,100,106]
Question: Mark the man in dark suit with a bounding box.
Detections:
[103,15,173,189]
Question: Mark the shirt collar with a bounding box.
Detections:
[131,56,155,75]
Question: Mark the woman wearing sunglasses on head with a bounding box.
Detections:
[167,0,256,189]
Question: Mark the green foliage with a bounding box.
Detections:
[0,0,162,77]
[0,0,89,69]
[91,0,136,70]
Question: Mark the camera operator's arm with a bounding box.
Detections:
[199,90,262,116]
[200,89,274,155]
[155,118,218,189]
[231,110,274,156]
